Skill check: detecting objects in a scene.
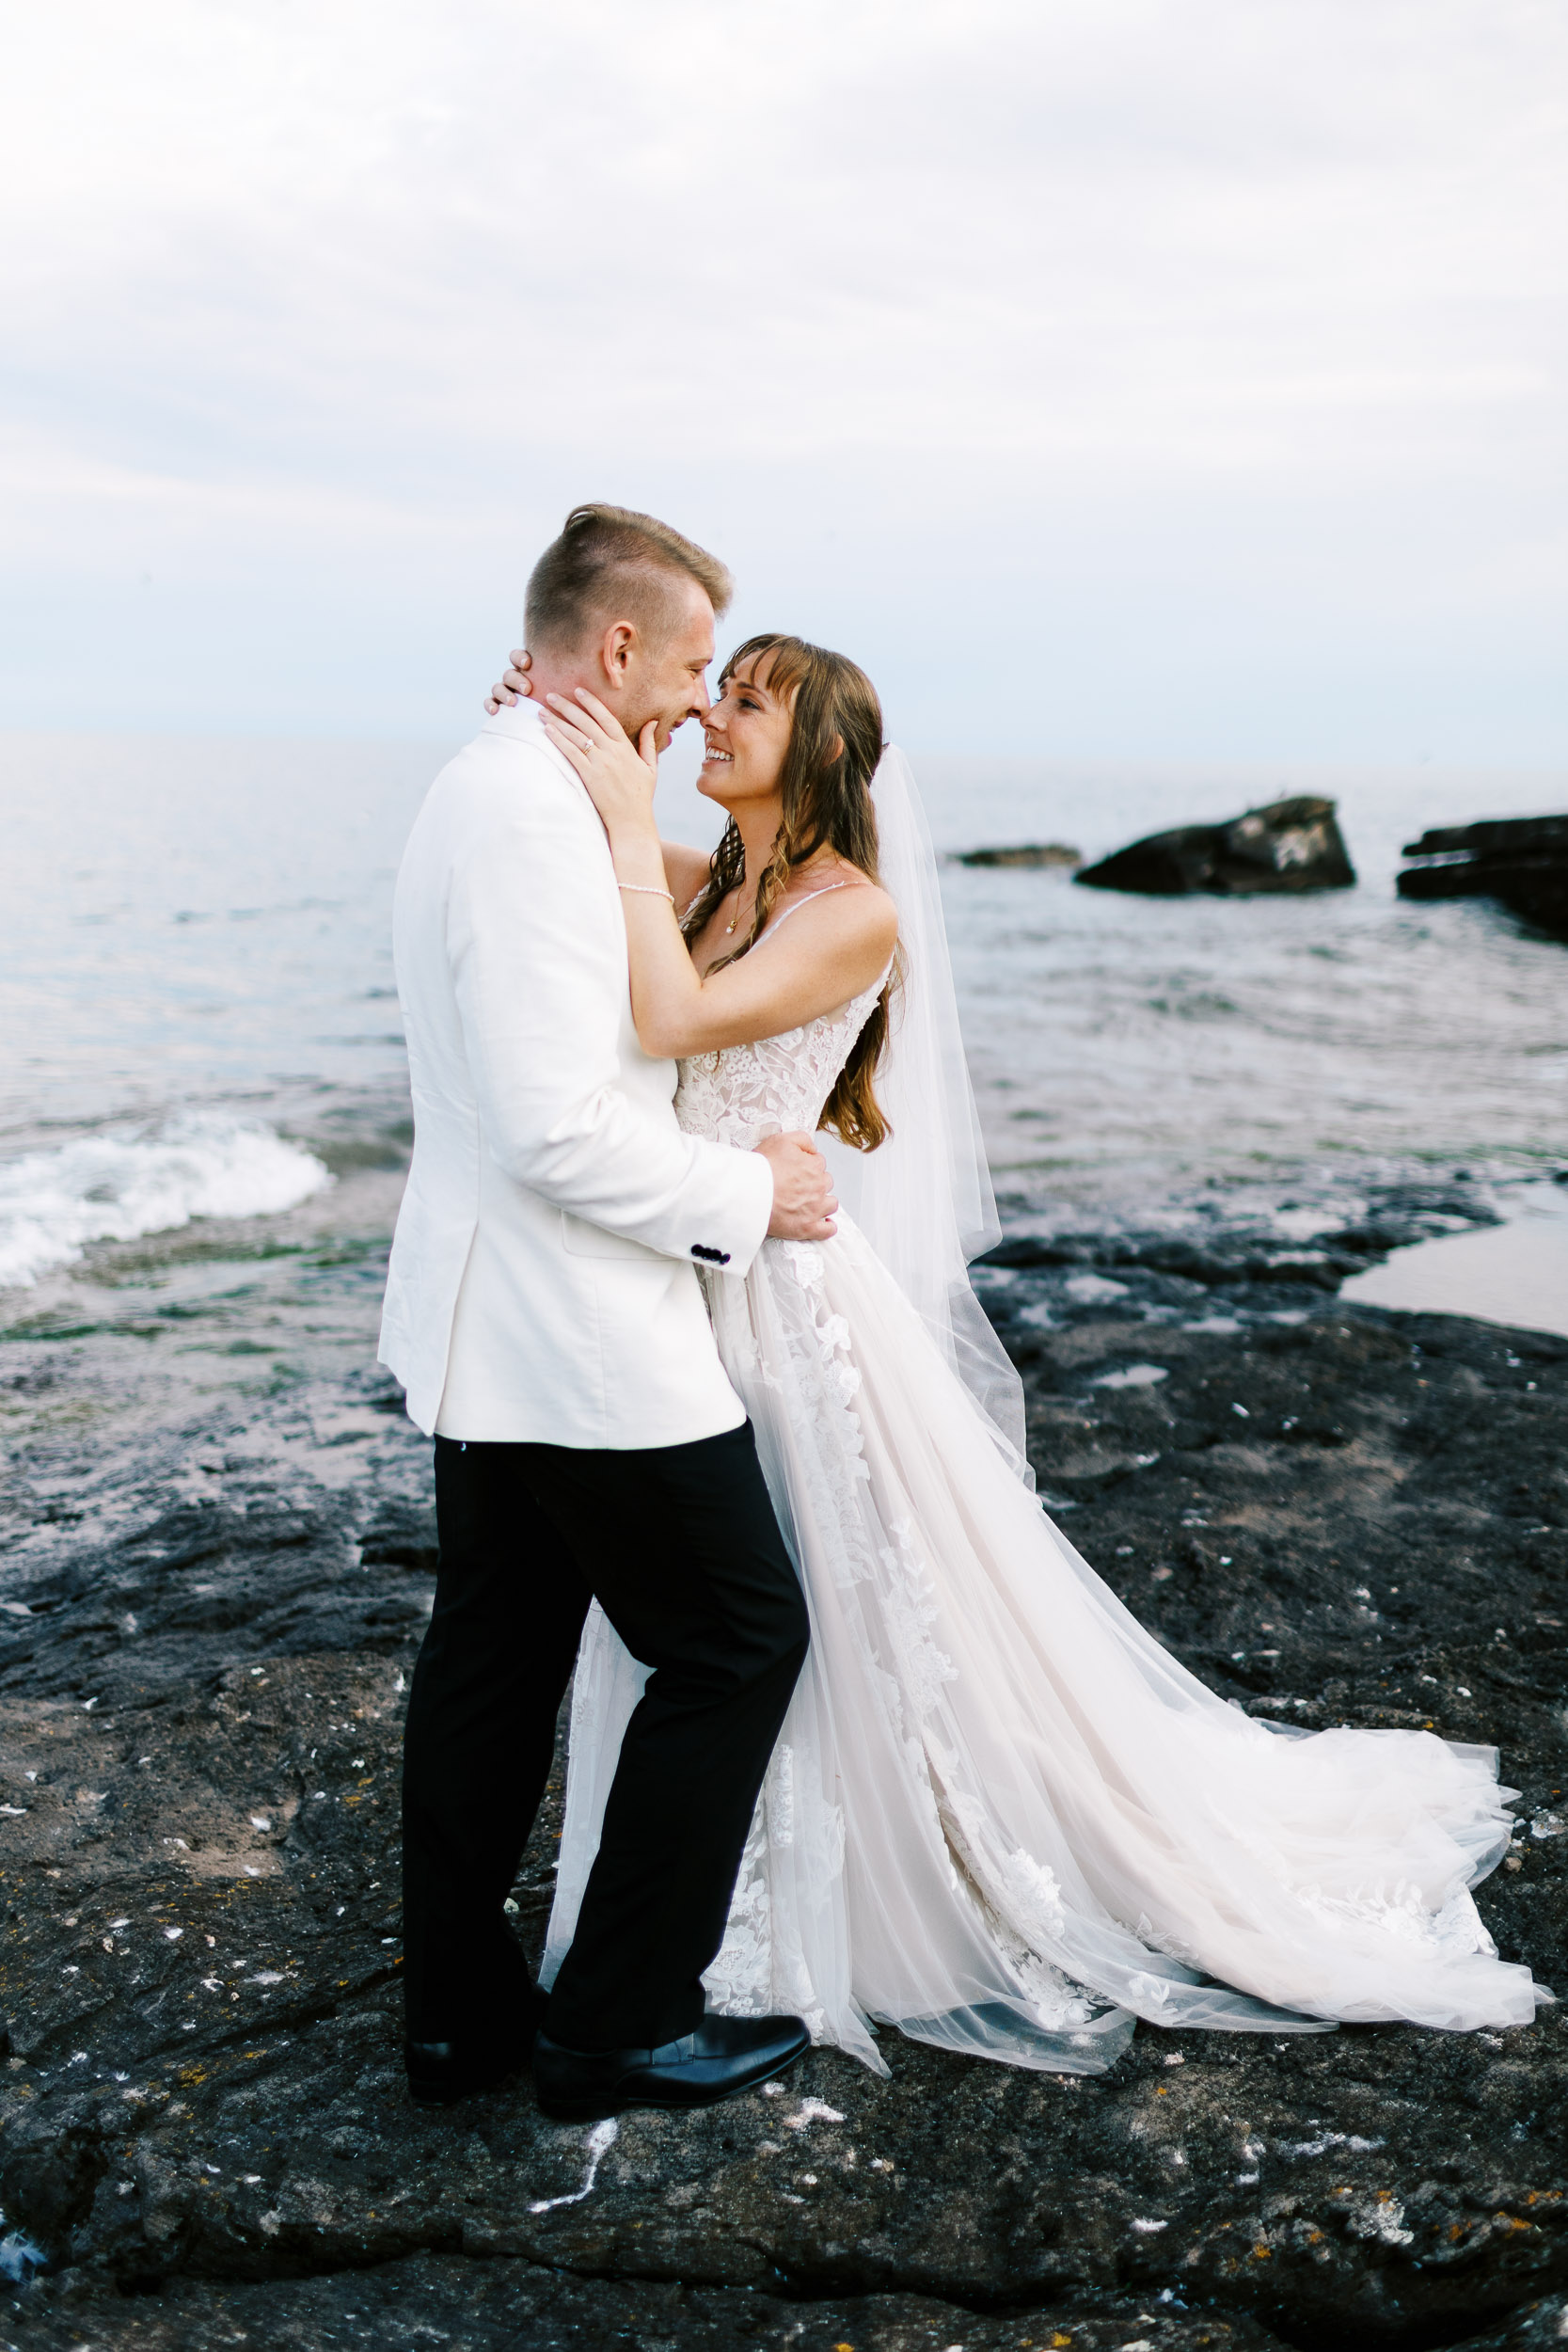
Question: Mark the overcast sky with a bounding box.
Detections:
[3,0,1564,759]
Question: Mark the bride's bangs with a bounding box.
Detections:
[717,631,814,706]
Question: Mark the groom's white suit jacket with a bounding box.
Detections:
[378,700,773,1448]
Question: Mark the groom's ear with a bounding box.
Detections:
[595,621,637,692]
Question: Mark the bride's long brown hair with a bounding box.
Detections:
[681,633,895,1152]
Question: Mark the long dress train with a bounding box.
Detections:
[542,976,1544,2074]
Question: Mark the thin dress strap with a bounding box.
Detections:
[752,881,854,950]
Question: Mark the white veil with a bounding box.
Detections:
[818,746,1034,1486]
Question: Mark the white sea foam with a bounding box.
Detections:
[0,1116,333,1289]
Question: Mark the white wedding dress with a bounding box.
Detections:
[544,774,1544,2075]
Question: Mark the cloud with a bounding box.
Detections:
[3,0,1565,755]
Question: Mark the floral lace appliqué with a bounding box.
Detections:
[674,973,891,1152]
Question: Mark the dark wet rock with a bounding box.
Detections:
[4,1211,1568,2347]
[952,842,1083,868]
[6,2255,1295,2350]
[979,1182,1499,1301]
[1398,816,1568,941]
[981,1232,1096,1270]
[1075,798,1355,898]
[1402,817,1568,860]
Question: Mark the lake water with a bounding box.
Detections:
[1,727,1563,1321]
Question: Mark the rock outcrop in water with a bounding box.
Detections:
[1397,816,1568,941]
[952,842,1082,868]
[4,1184,1568,2350]
[1075,797,1355,898]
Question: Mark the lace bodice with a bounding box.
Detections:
[674,971,890,1149]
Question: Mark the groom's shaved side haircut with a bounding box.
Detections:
[526,503,732,655]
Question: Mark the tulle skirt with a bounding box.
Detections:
[543,1219,1544,2074]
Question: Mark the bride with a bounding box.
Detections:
[515,631,1543,2075]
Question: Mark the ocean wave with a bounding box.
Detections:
[0,1117,334,1289]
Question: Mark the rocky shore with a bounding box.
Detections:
[3,1174,1568,2351]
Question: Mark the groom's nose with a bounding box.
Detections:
[689,674,712,718]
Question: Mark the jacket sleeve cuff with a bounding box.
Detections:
[691,1141,773,1279]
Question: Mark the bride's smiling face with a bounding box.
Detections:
[698,655,794,812]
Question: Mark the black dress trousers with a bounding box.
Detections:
[400,1420,808,2054]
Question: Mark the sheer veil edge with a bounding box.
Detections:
[820,745,1033,1483]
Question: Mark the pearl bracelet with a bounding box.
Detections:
[617,882,674,903]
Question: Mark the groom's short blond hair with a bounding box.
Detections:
[526,503,733,654]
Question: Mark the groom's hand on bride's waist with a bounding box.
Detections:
[757,1133,838,1243]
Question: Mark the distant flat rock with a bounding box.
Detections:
[951,842,1081,868]
[1398,813,1568,941]
[1075,795,1355,897]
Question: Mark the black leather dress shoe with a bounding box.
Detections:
[533,2011,811,2123]
[406,1986,547,2105]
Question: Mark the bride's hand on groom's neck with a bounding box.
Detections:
[541,689,661,845]
[483,648,533,714]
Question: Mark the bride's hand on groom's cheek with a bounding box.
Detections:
[541,690,659,824]
[483,649,533,714]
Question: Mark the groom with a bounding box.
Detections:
[381,503,832,2121]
